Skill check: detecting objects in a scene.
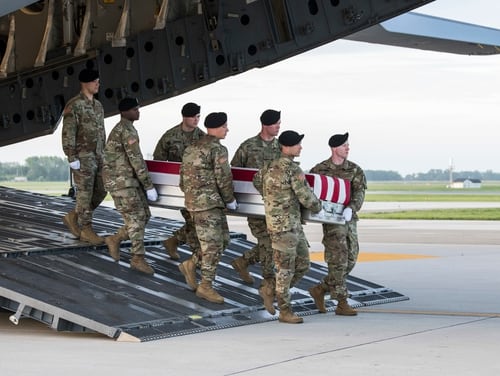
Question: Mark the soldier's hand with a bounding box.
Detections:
[146,188,158,202]
[226,199,238,211]
[69,160,80,170]
[343,207,353,221]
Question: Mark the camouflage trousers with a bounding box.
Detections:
[173,208,189,243]
[174,208,201,257]
[270,228,310,310]
[191,208,230,282]
[72,157,106,226]
[110,187,151,255]
[320,222,350,298]
[346,220,360,276]
[241,216,274,279]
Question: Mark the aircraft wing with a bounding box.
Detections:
[0,1,41,18]
[1,0,499,148]
[346,12,500,55]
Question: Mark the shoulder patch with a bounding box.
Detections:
[128,138,137,145]
[63,105,72,116]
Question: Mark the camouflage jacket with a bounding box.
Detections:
[254,154,322,233]
[153,123,206,161]
[310,158,367,221]
[102,118,154,192]
[180,135,235,212]
[230,134,281,168]
[61,92,105,162]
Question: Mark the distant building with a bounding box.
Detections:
[13,176,28,182]
[449,178,481,189]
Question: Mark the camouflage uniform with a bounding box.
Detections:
[180,135,235,282]
[254,155,322,311]
[230,134,281,280]
[62,92,107,227]
[153,122,206,161]
[310,158,367,299]
[153,123,205,254]
[102,117,154,256]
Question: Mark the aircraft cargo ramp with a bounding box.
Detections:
[0,186,408,342]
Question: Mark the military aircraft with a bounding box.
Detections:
[1,0,499,149]
[1,0,500,341]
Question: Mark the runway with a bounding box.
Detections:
[1,217,499,376]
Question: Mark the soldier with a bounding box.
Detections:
[179,112,237,304]
[61,68,107,245]
[253,130,322,323]
[102,97,158,275]
[230,109,281,314]
[153,102,205,260]
[308,132,367,315]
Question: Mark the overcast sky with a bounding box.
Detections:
[1,0,500,175]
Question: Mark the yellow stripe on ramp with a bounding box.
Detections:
[310,251,437,263]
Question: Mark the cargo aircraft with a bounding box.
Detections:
[0,0,499,341]
[1,0,500,147]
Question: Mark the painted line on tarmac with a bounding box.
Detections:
[310,251,436,263]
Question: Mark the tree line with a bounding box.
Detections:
[1,157,500,182]
[366,169,500,181]
[0,156,69,181]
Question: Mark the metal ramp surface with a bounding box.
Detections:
[0,186,408,342]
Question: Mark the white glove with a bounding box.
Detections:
[343,207,353,221]
[69,160,80,170]
[146,188,158,202]
[226,199,238,210]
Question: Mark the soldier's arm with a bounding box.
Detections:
[152,133,168,160]
[291,167,322,213]
[61,103,78,161]
[214,146,235,203]
[348,167,367,212]
[179,163,185,192]
[252,169,263,195]
[230,144,246,167]
[123,129,154,190]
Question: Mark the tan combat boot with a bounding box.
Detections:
[178,258,197,290]
[130,254,154,275]
[335,298,357,316]
[62,210,81,238]
[231,256,254,284]
[163,236,180,260]
[196,280,224,304]
[278,309,304,324]
[259,278,276,315]
[309,284,327,313]
[80,225,104,245]
[104,227,128,261]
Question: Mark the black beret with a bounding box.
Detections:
[328,132,349,148]
[181,102,201,117]
[279,130,304,146]
[260,109,281,126]
[204,112,227,128]
[118,97,139,112]
[78,68,99,83]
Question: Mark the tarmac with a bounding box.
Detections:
[1,212,499,375]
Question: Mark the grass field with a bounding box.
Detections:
[367,181,500,192]
[360,208,500,220]
[363,181,500,220]
[1,180,499,220]
[1,181,69,194]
